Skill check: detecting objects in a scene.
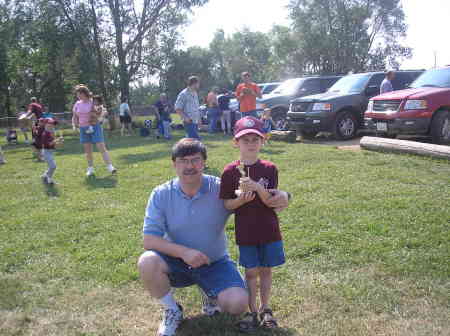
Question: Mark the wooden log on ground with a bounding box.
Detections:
[270,130,297,143]
[360,136,450,160]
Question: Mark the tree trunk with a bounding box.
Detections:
[360,136,450,160]
[89,0,116,130]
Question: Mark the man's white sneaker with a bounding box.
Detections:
[201,290,221,316]
[46,177,54,185]
[157,304,183,336]
[86,167,95,177]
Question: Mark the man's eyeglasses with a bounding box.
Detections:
[176,157,203,166]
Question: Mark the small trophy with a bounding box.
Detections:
[235,161,250,196]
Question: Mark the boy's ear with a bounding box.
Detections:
[232,138,239,148]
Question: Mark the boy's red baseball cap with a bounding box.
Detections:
[234,116,265,139]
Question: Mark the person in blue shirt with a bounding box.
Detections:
[218,90,232,135]
[380,70,395,94]
[154,94,172,140]
[137,138,291,336]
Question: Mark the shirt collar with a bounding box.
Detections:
[173,175,209,199]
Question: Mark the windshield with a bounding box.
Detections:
[328,74,371,94]
[271,78,304,95]
[409,68,450,88]
[262,84,279,94]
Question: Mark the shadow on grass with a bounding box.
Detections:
[178,313,297,336]
[84,175,118,189]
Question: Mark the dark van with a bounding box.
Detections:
[259,76,342,121]
[287,71,423,139]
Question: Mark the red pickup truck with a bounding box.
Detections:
[365,67,450,145]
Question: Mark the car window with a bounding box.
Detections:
[263,84,278,94]
[410,68,450,88]
[392,73,414,90]
[321,78,340,91]
[328,74,371,94]
[272,78,305,95]
[367,74,385,88]
[299,79,321,94]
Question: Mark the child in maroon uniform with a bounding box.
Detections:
[40,118,59,184]
[219,116,285,332]
[32,118,45,161]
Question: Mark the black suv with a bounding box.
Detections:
[287,71,423,139]
[258,76,342,121]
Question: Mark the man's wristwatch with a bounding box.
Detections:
[286,192,292,201]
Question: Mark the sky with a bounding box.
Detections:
[183,0,450,70]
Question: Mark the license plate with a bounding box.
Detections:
[376,122,387,131]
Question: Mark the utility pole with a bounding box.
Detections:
[434,51,437,68]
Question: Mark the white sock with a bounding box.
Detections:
[159,291,178,310]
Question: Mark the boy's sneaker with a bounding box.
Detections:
[157,304,183,336]
[201,290,221,316]
[41,174,48,183]
[86,167,95,177]
[85,126,94,134]
[107,164,117,174]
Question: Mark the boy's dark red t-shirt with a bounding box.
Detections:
[220,159,281,246]
[32,125,45,148]
[41,131,55,149]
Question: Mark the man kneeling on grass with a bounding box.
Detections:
[137,138,291,336]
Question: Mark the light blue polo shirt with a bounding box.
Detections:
[143,175,231,262]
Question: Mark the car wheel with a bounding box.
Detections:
[272,108,288,122]
[333,111,358,140]
[430,110,450,145]
[300,131,318,139]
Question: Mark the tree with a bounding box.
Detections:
[104,0,208,102]
[161,46,215,100]
[286,0,412,74]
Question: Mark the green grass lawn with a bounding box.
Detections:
[0,127,449,336]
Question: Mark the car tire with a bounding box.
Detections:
[272,107,288,122]
[333,111,358,140]
[430,110,450,145]
[300,131,318,139]
[378,134,397,139]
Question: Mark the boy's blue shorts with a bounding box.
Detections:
[79,123,104,144]
[239,240,285,269]
[145,251,246,298]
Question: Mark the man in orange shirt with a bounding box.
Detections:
[235,72,262,118]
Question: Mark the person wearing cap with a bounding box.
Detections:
[235,72,262,118]
[40,118,60,184]
[137,138,291,336]
[380,70,395,94]
[26,97,44,121]
[219,116,286,332]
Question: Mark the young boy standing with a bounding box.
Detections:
[219,116,285,332]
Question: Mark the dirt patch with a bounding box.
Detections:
[336,145,361,151]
